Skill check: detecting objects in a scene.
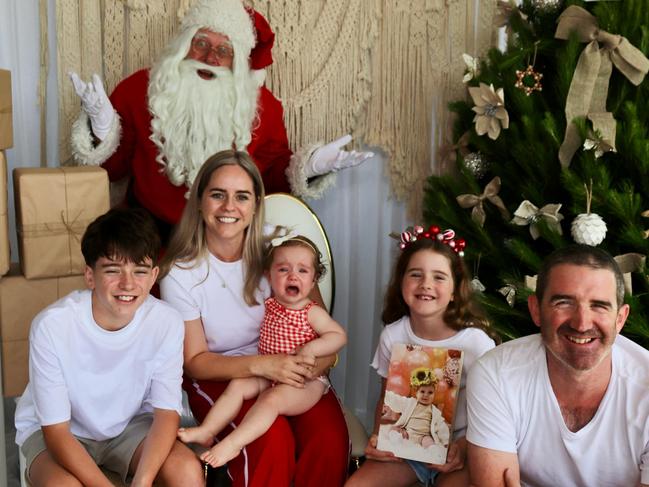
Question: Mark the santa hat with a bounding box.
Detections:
[179,0,275,69]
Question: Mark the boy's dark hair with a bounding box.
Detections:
[536,244,625,307]
[81,208,161,268]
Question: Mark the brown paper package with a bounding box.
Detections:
[0,265,86,396]
[0,151,9,276]
[14,166,109,279]
[0,70,12,151]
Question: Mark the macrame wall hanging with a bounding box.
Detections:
[51,0,497,217]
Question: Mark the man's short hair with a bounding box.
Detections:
[536,244,625,307]
[81,208,161,268]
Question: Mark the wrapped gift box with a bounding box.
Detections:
[14,166,109,279]
[0,70,12,150]
[0,151,8,276]
[0,265,86,396]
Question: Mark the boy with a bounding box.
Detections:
[15,208,203,486]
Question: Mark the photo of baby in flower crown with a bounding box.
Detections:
[377,344,463,464]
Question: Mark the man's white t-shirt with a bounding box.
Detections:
[160,253,271,356]
[15,290,184,445]
[467,334,649,487]
[371,316,496,437]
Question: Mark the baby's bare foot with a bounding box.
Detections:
[177,427,215,448]
[199,438,242,468]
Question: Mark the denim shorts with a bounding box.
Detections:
[406,459,439,486]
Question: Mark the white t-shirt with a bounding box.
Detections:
[467,334,649,487]
[15,290,184,446]
[160,253,271,356]
[371,316,496,437]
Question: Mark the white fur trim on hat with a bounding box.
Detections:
[286,142,337,200]
[71,111,121,166]
[179,0,255,58]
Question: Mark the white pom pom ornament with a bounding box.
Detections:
[571,213,607,246]
[571,181,607,246]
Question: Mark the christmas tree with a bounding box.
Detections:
[424,0,649,346]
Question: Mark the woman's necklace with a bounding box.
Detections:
[211,259,229,288]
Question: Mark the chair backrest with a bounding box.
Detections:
[264,193,334,313]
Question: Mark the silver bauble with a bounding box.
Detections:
[531,0,563,14]
[463,152,489,179]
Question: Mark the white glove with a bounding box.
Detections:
[69,72,114,141]
[305,134,374,178]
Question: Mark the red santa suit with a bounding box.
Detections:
[100,68,291,224]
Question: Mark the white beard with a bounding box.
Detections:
[148,58,261,187]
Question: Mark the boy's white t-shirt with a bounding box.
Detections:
[371,315,495,437]
[14,290,184,446]
[467,334,649,487]
[160,252,271,356]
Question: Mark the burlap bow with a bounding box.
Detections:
[555,6,649,167]
[438,132,470,168]
[456,177,510,227]
[511,200,564,240]
[614,253,646,294]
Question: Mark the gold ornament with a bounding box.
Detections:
[498,284,517,307]
[462,53,479,84]
[456,177,511,228]
[511,200,564,240]
[468,83,510,140]
[515,65,543,96]
[583,130,615,159]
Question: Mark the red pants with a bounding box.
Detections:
[185,378,350,487]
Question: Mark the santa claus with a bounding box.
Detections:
[69,0,370,233]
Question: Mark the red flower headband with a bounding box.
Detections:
[394,225,466,256]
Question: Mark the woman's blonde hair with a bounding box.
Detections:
[159,150,266,305]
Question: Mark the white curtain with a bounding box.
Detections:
[0,0,409,434]
[307,152,407,428]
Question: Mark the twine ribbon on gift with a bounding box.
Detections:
[456,176,510,227]
[511,200,564,240]
[18,211,87,242]
[18,211,87,240]
[554,5,649,167]
[18,211,90,275]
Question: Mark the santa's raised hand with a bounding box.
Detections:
[305,134,374,178]
[69,72,115,141]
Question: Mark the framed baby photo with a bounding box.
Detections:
[377,344,464,464]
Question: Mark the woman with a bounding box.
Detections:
[159,150,349,487]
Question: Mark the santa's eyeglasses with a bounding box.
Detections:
[190,37,234,62]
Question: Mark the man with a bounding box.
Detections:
[14,209,203,486]
[466,245,649,486]
[69,0,371,233]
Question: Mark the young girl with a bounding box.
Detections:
[177,234,347,467]
[346,225,497,487]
